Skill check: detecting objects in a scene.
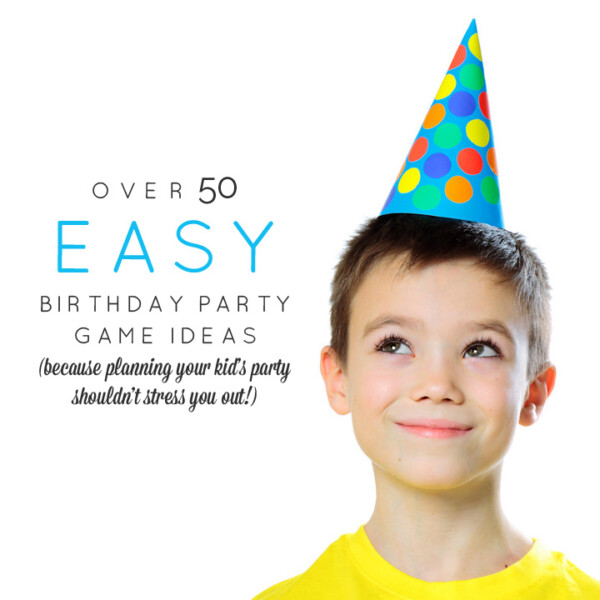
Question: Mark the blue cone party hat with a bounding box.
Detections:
[381,19,503,228]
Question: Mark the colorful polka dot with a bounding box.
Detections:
[481,176,499,204]
[434,123,461,148]
[449,44,466,70]
[457,148,483,175]
[383,186,394,210]
[487,148,498,174]
[423,103,445,129]
[436,74,456,100]
[396,160,406,180]
[380,20,503,229]
[468,33,482,60]
[445,176,473,204]
[408,137,428,162]
[459,64,484,91]
[466,119,489,147]
[397,168,420,193]
[424,153,451,178]
[448,91,476,117]
[412,185,441,210]
[479,92,490,119]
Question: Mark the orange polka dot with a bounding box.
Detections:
[445,176,473,204]
[457,148,483,175]
[423,103,445,129]
[449,44,467,70]
[408,137,428,162]
[396,160,406,180]
[487,148,498,174]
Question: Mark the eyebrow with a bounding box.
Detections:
[467,319,516,345]
[362,315,516,345]
[362,315,424,339]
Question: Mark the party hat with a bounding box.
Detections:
[381,19,503,228]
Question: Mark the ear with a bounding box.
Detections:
[519,363,557,426]
[320,345,350,415]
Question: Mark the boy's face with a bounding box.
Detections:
[321,255,555,491]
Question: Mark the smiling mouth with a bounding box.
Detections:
[396,420,473,439]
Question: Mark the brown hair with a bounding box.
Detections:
[329,214,551,379]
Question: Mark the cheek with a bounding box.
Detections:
[347,362,402,412]
[466,365,523,422]
[467,374,523,468]
[347,367,400,460]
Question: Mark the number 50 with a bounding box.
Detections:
[198,177,237,204]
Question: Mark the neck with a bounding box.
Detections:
[364,463,533,582]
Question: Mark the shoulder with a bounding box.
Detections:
[251,532,353,600]
[251,574,302,600]
[558,556,600,595]
[533,542,600,597]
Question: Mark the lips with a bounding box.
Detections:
[397,419,472,430]
[395,419,473,439]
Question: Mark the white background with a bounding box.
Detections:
[2,1,599,598]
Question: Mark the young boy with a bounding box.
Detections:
[253,20,600,599]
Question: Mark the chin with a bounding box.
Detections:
[408,468,471,490]
[382,457,481,491]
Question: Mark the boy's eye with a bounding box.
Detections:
[464,343,499,358]
[377,338,412,355]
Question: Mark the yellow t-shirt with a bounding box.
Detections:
[252,526,600,599]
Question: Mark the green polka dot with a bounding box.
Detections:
[459,64,484,91]
[481,176,499,204]
[434,123,461,149]
[412,185,441,210]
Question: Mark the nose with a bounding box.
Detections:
[409,354,465,404]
